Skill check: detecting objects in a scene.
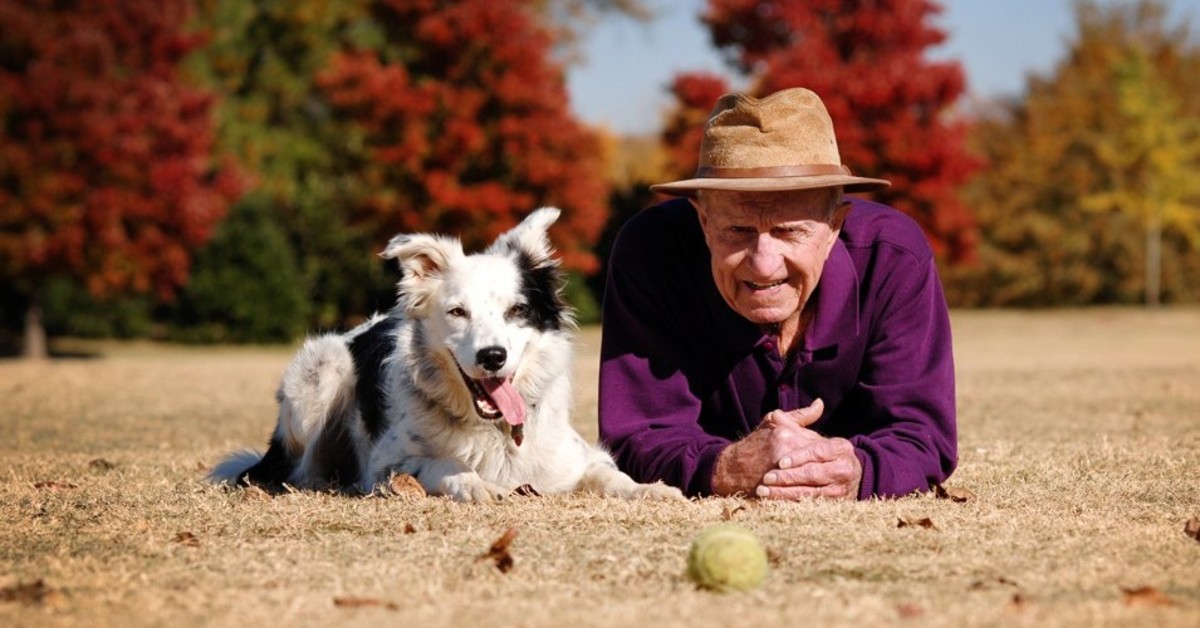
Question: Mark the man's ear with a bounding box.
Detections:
[830,200,851,234]
[689,195,709,231]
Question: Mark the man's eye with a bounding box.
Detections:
[448,306,468,318]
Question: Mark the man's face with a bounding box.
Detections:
[693,188,848,328]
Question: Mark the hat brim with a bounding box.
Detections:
[649,174,890,196]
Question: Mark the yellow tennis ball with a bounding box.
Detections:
[686,523,769,592]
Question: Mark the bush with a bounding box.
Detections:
[168,195,309,343]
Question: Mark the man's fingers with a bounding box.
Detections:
[755,482,854,500]
[773,398,825,428]
[777,437,854,469]
[762,456,858,488]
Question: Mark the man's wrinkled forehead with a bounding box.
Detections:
[693,188,840,223]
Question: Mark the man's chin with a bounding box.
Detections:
[735,305,797,326]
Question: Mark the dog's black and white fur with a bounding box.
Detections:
[211,208,682,502]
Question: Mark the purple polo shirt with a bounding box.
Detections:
[597,197,957,499]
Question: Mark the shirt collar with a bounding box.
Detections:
[803,238,861,352]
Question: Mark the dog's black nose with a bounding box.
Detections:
[476,346,507,372]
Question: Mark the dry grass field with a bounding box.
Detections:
[2,308,1198,627]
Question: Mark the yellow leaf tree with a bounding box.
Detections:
[1082,44,1200,306]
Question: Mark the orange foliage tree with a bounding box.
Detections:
[316,0,610,273]
[0,0,242,356]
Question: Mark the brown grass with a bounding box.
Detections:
[2,309,1198,627]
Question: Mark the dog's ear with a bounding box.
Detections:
[486,206,561,264]
[379,233,463,314]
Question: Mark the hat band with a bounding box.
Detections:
[694,164,851,179]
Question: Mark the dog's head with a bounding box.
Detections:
[380,207,570,430]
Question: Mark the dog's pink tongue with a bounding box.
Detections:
[484,379,526,426]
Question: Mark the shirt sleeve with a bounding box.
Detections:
[846,252,957,499]
[597,214,731,497]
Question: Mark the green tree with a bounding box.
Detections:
[169,196,309,342]
[188,0,390,332]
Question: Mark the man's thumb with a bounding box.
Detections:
[779,398,825,427]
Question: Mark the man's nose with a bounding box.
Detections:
[745,233,783,276]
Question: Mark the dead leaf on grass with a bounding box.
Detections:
[333,596,397,610]
[897,517,937,530]
[88,458,117,471]
[386,473,426,499]
[721,504,746,521]
[173,531,200,547]
[33,481,77,491]
[195,461,211,473]
[0,579,64,606]
[403,523,417,534]
[242,484,272,502]
[970,576,1020,590]
[896,603,924,618]
[511,484,540,497]
[478,527,518,573]
[934,483,976,503]
[1121,586,1174,607]
[1184,517,1200,541]
[1008,593,1029,612]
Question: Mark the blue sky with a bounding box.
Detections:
[565,0,1200,135]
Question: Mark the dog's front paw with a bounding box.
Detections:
[443,475,508,503]
[629,481,686,501]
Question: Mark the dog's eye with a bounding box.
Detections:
[447,306,468,318]
[507,304,528,319]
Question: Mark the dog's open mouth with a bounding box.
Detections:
[455,362,527,429]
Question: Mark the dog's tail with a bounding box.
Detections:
[207,449,263,485]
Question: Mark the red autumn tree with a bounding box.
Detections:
[316,0,610,273]
[660,72,731,184]
[0,0,242,357]
[668,0,979,262]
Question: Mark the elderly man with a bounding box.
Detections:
[597,88,956,500]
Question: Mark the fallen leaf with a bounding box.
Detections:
[896,603,923,618]
[478,527,518,573]
[897,517,937,530]
[970,576,1020,590]
[387,473,426,499]
[174,531,200,547]
[88,458,117,471]
[721,505,746,521]
[0,579,64,606]
[195,461,211,473]
[33,481,77,491]
[1184,517,1200,541]
[765,546,783,566]
[934,483,976,503]
[1008,593,1029,612]
[242,484,271,502]
[333,596,397,610]
[1121,586,1173,607]
[403,523,416,534]
[510,484,540,497]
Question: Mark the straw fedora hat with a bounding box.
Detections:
[650,88,890,196]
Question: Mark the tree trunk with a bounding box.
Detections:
[1145,212,1162,308]
[22,298,48,360]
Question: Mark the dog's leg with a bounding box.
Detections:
[365,436,508,502]
[272,335,358,488]
[576,448,686,501]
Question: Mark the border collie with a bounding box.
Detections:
[211,208,683,502]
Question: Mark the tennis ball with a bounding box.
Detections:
[686,523,769,592]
